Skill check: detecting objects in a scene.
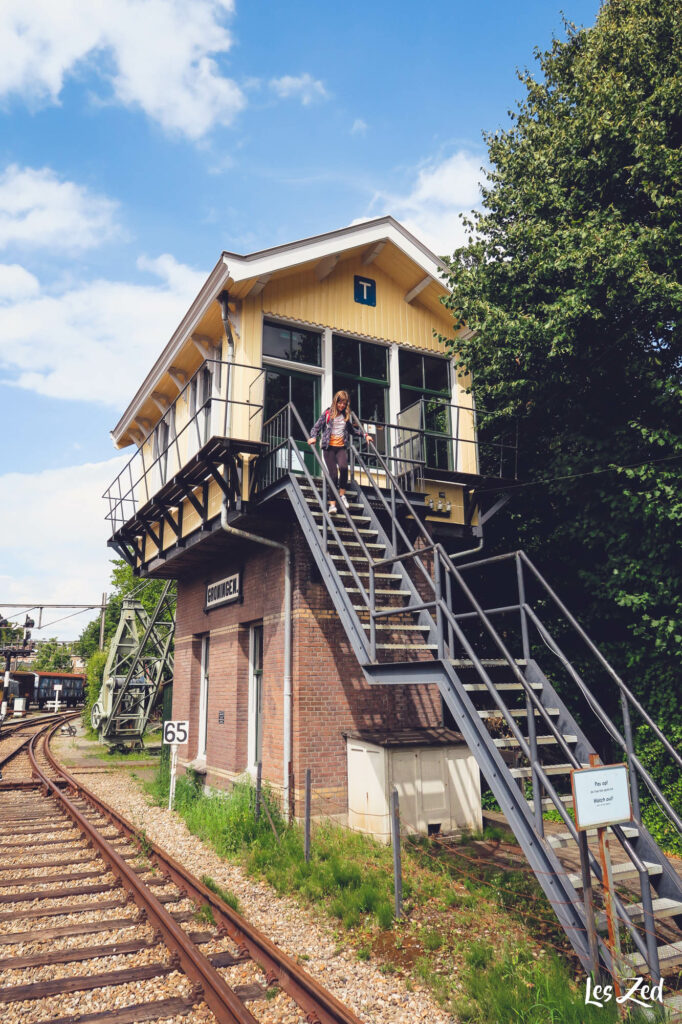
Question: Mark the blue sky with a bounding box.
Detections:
[0,0,601,638]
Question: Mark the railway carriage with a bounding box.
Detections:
[1,670,85,710]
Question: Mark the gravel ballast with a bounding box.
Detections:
[74,768,456,1024]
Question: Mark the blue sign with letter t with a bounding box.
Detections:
[354,275,376,306]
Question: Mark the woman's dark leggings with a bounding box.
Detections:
[323,446,348,492]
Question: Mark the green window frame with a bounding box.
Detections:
[398,350,452,471]
[332,334,389,450]
[262,320,321,366]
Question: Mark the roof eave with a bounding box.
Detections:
[110,256,229,446]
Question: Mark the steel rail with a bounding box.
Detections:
[41,726,366,1024]
[29,721,259,1024]
[0,712,74,772]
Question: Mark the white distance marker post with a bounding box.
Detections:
[51,684,63,713]
[163,720,189,811]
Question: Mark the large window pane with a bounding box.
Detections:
[333,335,360,375]
[400,388,422,413]
[291,329,320,366]
[290,373,318,429]
[264,370,289,421]
[263,321,321,365]
[424,398,450,434]
[423,355,450,394]
[425,435,451,471]
[360,341,388,381]
[398,350,423,390]
[359,381,387,423]
[333,374,357,410]
[263,322,291,361]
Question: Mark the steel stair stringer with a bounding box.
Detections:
[365,656,604,974]
[277,474,372,665]
[524,659,682,931]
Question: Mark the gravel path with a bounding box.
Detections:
[75,769,457,1024]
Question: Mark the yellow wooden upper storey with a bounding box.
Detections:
[111,217,467,451]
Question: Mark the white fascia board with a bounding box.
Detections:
[223,216,450,291]
[111,257,229,446]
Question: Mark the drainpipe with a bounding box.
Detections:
[220,499,293,821]
[217,290,235,436]
[447,536,484,563]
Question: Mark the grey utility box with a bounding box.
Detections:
[346,729,482,842]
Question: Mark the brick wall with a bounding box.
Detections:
[172,513,443,814]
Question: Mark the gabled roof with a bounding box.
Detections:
[111,217,450,446]
[222,215,448,286]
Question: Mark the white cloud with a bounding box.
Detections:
[366,150,486,256]
[269,73,328,105]
[0,254,206,406]
[0,263,39,300]
[0,456,127,641]
[0,164,119,251]
[0,0,245,139]
[351,118,367,136]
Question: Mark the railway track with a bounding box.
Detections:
[0,713,76,783]
[0,719,365,1024]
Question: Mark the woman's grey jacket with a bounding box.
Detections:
[309,409,365,450]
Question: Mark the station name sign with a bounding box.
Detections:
[206,572,241,611]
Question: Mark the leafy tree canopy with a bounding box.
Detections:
[441,0,682,722]
[33,638,73,673]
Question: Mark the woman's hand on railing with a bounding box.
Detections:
[307,438,316,445]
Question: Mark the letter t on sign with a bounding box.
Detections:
[354,275,376,306]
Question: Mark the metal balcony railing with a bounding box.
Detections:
[103,359,265,536]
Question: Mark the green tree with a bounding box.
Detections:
[441,0,681,830]
[34,638,73,672]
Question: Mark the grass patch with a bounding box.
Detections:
[201,874,241,913]
[143,762,656,1022]
[195,904,215,926]
[455,947,653,1023]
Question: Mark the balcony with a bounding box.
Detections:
[105,362,518,572]
[103,359,265,565]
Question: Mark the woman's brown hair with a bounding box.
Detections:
[330,390,351,420]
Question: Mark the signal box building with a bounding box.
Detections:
[105,218,515,836]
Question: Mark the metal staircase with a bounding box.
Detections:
[258,402,682,1002]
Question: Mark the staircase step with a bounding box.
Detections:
[626,939,682,974]
[328,540,386,551]
[568,860,662,889]
[451,659,528,668]
[338,570,401,581]
[323,526,377,536]
[528,794,574,811]
[512,763,581,778]
[477,708,560,719]
[311,509,371,523]
[348,588,411,596]
[463,681,543,692]
[376,643,439,650]
[494,735,577,747]
[545,823,638,847]
[350,602,413,610]
[372,624,431,632]
[596,897,682,931]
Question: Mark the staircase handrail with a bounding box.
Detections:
[432,568,653,967]
[260,403,375,649]
[518,550,682,774]
[350,419,582,767]
[454,549,682,775]
[276,409,656,971]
